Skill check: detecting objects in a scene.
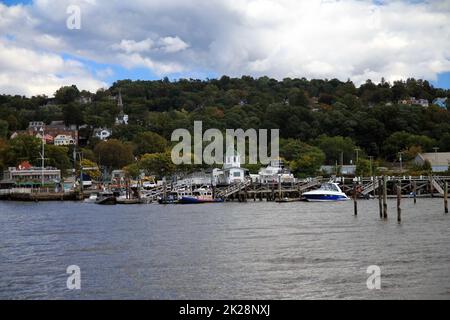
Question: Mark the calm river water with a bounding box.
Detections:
[0,199,449,300]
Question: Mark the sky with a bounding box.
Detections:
[0,0,450,97]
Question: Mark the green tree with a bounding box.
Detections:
[0,139,9,171]
[290,145,326,177]
[45,145,71,173]
[133,131,168,156]
[94,139,134,170]
[62,103,84,128]
[356,159,371,176]
[8,135,41,166]
[123,163,141,179]
[313,135,358,165]
[55,85,80,104]
[138,152,175,178]
[0,120,8,139]
[383,131,436,159]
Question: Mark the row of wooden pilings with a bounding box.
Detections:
[352,177,449,222]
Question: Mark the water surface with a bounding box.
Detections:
[0,199,449,299]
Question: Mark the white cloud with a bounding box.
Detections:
[0,0,449,96]
[112,39,154,54]
[0,39,106,96]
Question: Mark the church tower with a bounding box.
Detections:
[115,89,129,125]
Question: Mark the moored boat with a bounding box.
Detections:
[302,183,349,202]
[178,187,224,204]
[95,192,116,205]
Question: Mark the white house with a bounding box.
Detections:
[54,134,75,146]
[415,153,450,172]
[213,151,247,185]
[399,97,429,108]
[93,128,112,141]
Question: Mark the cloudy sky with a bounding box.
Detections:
[1,0,450,96]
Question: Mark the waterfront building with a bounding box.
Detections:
[2,161,61,186]
[415,153,450,172]
[213,151,248,185]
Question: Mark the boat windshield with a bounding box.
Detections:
[319,183,340,192]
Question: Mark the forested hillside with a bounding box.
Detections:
[1,76,450,177]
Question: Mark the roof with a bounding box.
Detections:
[418,153,450,166]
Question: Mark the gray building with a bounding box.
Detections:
[415,153,450,172]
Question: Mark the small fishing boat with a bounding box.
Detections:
[178,187,224,204]
[303,183,350,202]
[95,191,116,205]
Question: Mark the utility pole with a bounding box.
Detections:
[398,152,403,174]
[355,148,361,163]
[39,127,45,187]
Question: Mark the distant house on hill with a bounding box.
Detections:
[415,153,450,172]
[54,134,76,146]
[10,120,79,145]
[399,97,429,108]
[93,128,112,141]
[432,98,448,109]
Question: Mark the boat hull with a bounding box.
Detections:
[116,198,142,205]
[179,197,224,204]
[95,196,117,205]
[303,194,349,202]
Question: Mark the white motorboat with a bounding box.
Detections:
[303,183,350,202]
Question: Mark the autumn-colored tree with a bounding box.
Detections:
[80,159,101,180]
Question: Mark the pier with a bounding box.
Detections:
[2,175,450,203]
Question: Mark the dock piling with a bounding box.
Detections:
[413,180,417,204]
[397,181,402,223]
[445,182,448,214]
[383,176,388,219]
[353,182,358,216]
[378,178,383,219]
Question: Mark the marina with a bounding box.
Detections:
[2,175,450,203]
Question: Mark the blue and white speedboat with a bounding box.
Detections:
[303,183,350,202]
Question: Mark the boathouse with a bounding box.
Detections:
[415,153,450,172]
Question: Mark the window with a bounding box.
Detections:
[233,172,241,177]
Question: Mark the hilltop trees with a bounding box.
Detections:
[1,76,450,176]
